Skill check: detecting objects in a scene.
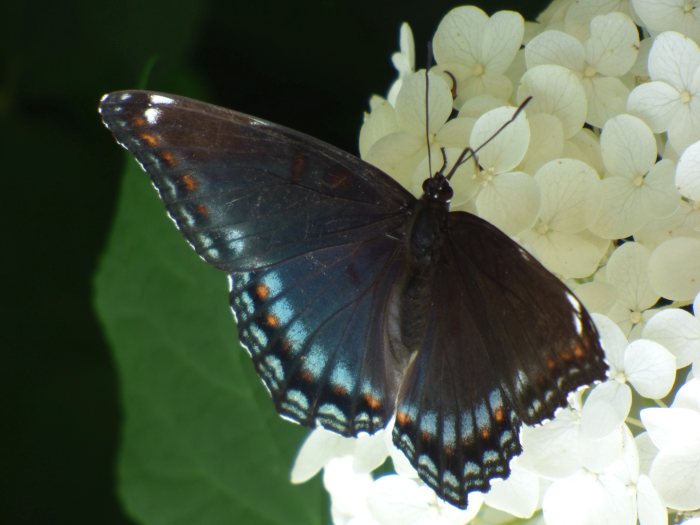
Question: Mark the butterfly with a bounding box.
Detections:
[98,90,607,509]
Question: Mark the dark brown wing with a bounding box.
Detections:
[392,211,607,508]
[99,90,414,271]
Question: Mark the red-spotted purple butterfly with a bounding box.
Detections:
[98,90,607,508]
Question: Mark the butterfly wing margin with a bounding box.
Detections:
[98,90,415,272]
[392,211,607,508]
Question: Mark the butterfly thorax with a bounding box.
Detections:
[396,176,453,353]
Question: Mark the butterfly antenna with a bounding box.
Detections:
[425,43,434,178]
[445,96,532,181]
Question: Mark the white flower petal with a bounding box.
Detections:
[588,176,653,239]
[636,473,668,525]
[577,282,618,316]
[648,237,700,301]
[647,31,700,88]
[325,457,375,524]
[676,139,700,201]
[434,117,474,149]
[634,201,700,249]
[291,428,355,483]
[521,230,606,279]
[606,242,659,311]
[368,475,482,525]
[525,29,585,70]
[542,471,636,525]
[360,99,399,158]
[592,313,628,371]
[568,128,605,175]
[635,431,659,476]
[643,308,700,369]
[395,71,452,137]
[580,424,627,473]
[625,339,677,398]
[642,159,681,218]
[650,447,700,510]
[534,158,600,233]
[354,431,391,473]
[641,407,700,450]
[582,75,630,128]
[581,380,632,438]
[476,171,540,235]
[433,6,488,67]
[633,0,700,44]
[673,378,700,412]
[601,114,657,179]
[564,0,637,40]
[484,466,539,518]
[627,81,681,133]
[585,13,639,76]
[470,106,530,172]
[519,409,583,478]
[365,131,425,191]
[481,10,525,73]
[518,64,588,138]
[520,113,565,174]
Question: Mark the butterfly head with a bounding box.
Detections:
[422,174,453,203]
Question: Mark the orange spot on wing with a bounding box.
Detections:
[494,407,505,424]
[421,431,432,442]
[264,313,279,328]
[139,132,158,147]
[291,155,306,183]
[195,204,209,218]
[574,345,586,359]
[396,411,411,427]
[300,370,314,383]
[160,150,177,166]
[333,385,348,396]
[362,393,381,410]
[255,284,270,300]
[560,350,574,362]
[480,428,490,440]
[280,339,291,353]
[326,168,351,189]
[444,444,456,457]
[546,358,557,370]
[179,173,198,192]
[132,115,147,127]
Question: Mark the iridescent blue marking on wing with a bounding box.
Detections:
[229,235,407,435]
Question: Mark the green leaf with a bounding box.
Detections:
[94,158,323,525]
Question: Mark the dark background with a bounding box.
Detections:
[3,0,549,522]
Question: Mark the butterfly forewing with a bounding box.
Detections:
[99,90,415,435]
[392,211,607,508]
[99,91,414,272]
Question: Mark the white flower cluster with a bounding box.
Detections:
[292,2,700,524]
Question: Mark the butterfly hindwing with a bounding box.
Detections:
[99,90,416,435]
[393,211,607,508]
[229,235,407,435]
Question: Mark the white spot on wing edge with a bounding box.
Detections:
[150,94,175,105]
[144,107,161,124]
